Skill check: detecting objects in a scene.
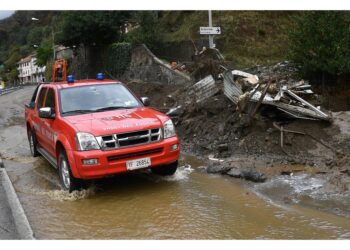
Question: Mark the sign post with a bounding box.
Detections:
[199,11,221,48]
[208,10,214,48]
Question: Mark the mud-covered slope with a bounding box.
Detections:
[125,64,350,193]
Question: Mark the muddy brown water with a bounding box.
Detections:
[3,154,350,240]
[1,87,350,239]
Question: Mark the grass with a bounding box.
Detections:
[159,11,297,68]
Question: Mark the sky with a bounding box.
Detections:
[0,10,15,20]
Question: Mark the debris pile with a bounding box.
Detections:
[126,56,349,190]
[223,69,331,121]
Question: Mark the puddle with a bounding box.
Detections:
[253,173,350,218]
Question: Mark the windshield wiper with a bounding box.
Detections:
[62,109,94,115]
[94,106,136,112]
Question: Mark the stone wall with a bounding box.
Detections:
[123,44,191,85]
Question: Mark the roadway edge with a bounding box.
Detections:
[0,159,35,240]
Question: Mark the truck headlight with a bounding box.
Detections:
[163,119,176,139]
[76,132,100,151]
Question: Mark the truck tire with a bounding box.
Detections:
[151,161,178,176]
[58,150,84,193]
[28,129,39,157]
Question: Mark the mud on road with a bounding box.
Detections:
[0,85,350,239]
[126,78,350,218]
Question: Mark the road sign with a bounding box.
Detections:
[200,26,221,35]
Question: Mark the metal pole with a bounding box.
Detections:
[52,29,56,60]
[208,10,214,48]
[32,17,56,59]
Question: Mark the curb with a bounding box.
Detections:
[0,163,35,240]
[0,86,23,97]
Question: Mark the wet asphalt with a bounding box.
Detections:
[0,170,18,239]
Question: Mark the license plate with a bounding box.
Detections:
[126,157,151,171]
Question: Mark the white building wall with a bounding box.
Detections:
[17,56,46,84]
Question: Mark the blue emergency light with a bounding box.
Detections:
[96,73,104,80]
[67,75,74,83]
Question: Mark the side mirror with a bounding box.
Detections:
[141,97,150,107]
[25,101,35,109]
[39,107,55,119]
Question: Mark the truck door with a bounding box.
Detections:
[34,87,48,147]
[40,87,57,157]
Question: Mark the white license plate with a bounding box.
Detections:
[126,157,151,171]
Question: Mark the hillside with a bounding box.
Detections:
[0,11,295,82]
[158,11,296,67]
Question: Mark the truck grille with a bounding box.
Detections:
[107,147,163,162]
[96,128,162,150]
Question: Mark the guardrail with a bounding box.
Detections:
[0,86,23,96]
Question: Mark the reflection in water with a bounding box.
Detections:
[4,155,350,239]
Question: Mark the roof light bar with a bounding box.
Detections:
[67,75,74,84]
[96,73,104,80]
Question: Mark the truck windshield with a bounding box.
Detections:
[59,84,141,116]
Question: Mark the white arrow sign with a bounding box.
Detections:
[200,26,221,35]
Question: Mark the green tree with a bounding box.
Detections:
[57,11,132,47]
[105,42,132,77]
[26,26,44,46]
[288,11,350,82]
[3,46,21,83]
[36,39,53,66]
[126,11,163,51]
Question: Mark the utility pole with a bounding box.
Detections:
[208,10,214,48]
[52,29,56,60]
[32,17,56,60]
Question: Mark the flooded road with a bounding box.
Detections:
[1,87,350,239]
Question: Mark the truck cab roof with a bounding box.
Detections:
[44,79,122,89]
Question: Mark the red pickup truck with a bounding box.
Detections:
[25,76,180,192]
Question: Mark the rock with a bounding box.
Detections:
[217,143,229,152]
[226,168,242,178]
[241,170,267,182]
[326,159,333,167]
[336,149,345,157]
[281,171,292,176]
[206,162,231,174]
[266,128,274,134]
[166,105,183,116]
[218,123,225,136]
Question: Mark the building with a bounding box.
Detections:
[17,55,46,84]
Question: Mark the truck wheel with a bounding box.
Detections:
[151,161,178,176]
[58,151,83,193]
[28,130,39,157]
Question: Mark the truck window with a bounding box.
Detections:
[37,87,47,109]
[30,85,40,103]
[44,88,56,110]
[59,84,141,115]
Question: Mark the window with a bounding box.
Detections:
[60,84,141,115]
[44,88,56,110]
[37,87,47,109]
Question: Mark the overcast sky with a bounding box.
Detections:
[0,10,15,20]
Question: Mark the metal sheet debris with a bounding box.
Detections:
[191,75,219,103]
[223,70,331,121]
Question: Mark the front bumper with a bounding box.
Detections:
[70,137,180,179]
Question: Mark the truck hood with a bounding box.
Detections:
[63,107,167,136]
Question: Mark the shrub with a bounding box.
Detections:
[288,11,350,82]
[104,42,132,77]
